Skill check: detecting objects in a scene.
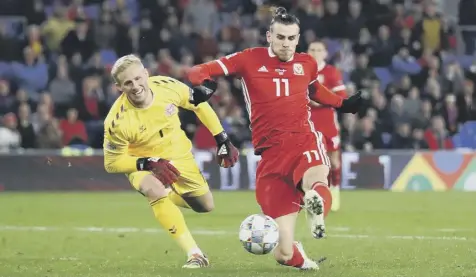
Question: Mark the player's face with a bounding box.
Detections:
[307,42,328,63]
[117,63,150,106]
[267,23,300,62]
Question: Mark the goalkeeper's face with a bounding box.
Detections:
[267,23,300,62]
[117,63,150,106]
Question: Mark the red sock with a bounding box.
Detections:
[280,244,304,268]
[312,182,332,218]
[331,166,341,188]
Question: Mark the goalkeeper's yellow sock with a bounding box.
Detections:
[168,190,191,209]
[150,197,201,256]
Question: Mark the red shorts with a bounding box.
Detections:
[310,112,341,152]
[321,131,341,152]
[255,132,330,219]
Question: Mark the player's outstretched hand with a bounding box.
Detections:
[137,157,181,185]
[336,90,363,114]
[189,79,218,106]
[214,132,239,168]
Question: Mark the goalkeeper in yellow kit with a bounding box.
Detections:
[103,54,239,268]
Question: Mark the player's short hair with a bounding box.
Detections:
[270,7,300,30]
[111,54,143,84]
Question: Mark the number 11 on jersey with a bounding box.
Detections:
[273,78,289,97]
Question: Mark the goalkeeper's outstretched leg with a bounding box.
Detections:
[136,174,210,269]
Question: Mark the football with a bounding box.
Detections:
[238,214,279,255]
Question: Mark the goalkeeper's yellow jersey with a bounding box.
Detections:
[103,75,223,174]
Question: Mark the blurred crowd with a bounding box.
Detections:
[0,0,476,153]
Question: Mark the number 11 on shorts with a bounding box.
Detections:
[303,150,320,163]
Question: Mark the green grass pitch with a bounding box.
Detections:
[0,191,475,277]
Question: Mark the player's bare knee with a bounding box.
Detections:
[183,192,215,213]
[139,175,168,202]
[197,201,214,213]
[191,200,214,213]
[302,165,329,191]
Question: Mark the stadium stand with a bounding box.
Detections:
[0,0,475,152]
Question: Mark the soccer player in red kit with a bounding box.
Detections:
[307,41,347,212]
[187,7,362,270]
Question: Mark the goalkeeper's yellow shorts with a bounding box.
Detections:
[126,153,210,197]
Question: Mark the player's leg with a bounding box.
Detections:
[255,160,319,270]
[327,147,341,212]
[322,131,342,212]
[128,171,208,268]
[293,132,333,239]
[171,155,214,213]
[167,188,192,209]
[167,187,214,212]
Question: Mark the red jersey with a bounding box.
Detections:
[187,47,344,153]
[310,63,347,132]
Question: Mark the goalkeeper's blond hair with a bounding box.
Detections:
[111,54,143,83]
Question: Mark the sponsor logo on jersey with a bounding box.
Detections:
[165,104,177,116]
[293,63,304,75]
[105,140,117,150]
[275,68,286,75]
[258,66,268,72]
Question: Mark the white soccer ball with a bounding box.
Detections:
[239,214,279,255]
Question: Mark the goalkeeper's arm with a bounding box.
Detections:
[103,128,140,174]
[103,139,180,185]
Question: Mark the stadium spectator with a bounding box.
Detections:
[61,18,97,61]
[0,79,14,115]
[352,116,384,151]
[32,102,53,134]
[41,6,75,52]
[10,47,48,99]
[36,118,62,149]
[0,113,21,152]
[0,0,474,151]
[459,0,476,55]
[17,102,36,148]
[60,107,88,146]
[350,54,377,90]
[424,115,454,149]
[49,63,76,117]
[411,128,429,149]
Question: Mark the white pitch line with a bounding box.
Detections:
[0,225,475,242]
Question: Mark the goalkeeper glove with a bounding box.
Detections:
[214,132,239,168]
[189,79,218,106]
[137,157,180,185]
[336,90,363,114]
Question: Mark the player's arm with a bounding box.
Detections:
[103,127,138,174]
[330,69,347,98]
[186,50,249,105]
[103,122,180,185]
[187,50,248,85]
[310,68,347,107]
[308,60,361,114]
[172,80,239,168]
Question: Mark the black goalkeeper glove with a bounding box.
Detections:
[214,132,239,168]
[189,79,218,106]
[336,90,363,114]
